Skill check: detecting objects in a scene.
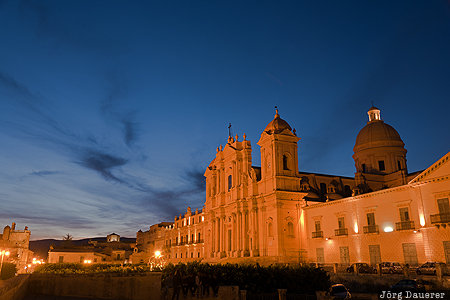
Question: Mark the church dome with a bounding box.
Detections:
[353,106,407,175]
[264,109,292,134]
[354,107,404,151]
[355,121,404,148]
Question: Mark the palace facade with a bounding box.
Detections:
[134,107,450,266]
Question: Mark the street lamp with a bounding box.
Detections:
[0,250,11,277]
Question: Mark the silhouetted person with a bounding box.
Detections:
[172,269,182,300]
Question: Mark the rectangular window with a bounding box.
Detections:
[402,243,418,266]
[80,256,84,263]
[314,221,321,232]
[369,245,381,265]
[438,198,450,214]
[228,175,232,190]
[444,241,450,264]
[316,248,325,264]
[367,213,375,226]
[339,247,350,265]
[338,217,345,229]
[378,160,385,171]
[198,232,201,241]
[399,207,410,221]
[398,160,402,170]
[362,164,366,173]
[59,256,64,263]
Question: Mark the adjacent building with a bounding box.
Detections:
[0,222,33,273]
[48,233,134,264]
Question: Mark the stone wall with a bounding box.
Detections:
[28,273,161,300]
[0,275,30,300]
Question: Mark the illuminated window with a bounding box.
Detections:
[437,198,450,214]
[338,217,345,229]
[399,207,410,221]
[315,221,321,232]
[366,213,376,226]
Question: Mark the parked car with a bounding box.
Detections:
[346,263,377,274]
[416,262,446,275]
[381,262,404,274]
[391,279,425,292]
[328,284,351,299]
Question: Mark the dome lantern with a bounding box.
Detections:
[367,106,381,122]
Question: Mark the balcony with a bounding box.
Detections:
[334,228,348,236]
[312,231,323,238]
[187,239,204,244]
[396,220,415,231]
[363,225,379,234]
[430,213,450,224]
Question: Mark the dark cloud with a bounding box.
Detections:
[100,74,139,147]
[121,116,138,147]
[77,150,127,183]
[30,170,59,177]
[184,168,206,192]
[0,211,96,229]
[0,71,37,100]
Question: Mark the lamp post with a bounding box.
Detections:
[0,250,11,277]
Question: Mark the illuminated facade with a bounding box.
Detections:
[132,207,205,264]
[0,222,32,272]
[137,107,450,266]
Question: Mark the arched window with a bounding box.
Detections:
[287,222,294,237]
[283,155,289,170]
[268,222,274,237]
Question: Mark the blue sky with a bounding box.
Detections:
[0,1,449,239]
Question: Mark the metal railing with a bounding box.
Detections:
[363,225,379,234]
[430,213,450,224]
[334,228,348,236]
[312,231,323,238]
[396,221,415,231]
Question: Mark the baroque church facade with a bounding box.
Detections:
[133,107,450,266]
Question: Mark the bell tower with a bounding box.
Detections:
[257,108,300,192]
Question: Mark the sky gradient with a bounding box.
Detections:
[1,1,449,239]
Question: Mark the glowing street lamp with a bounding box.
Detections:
[154,251,162,259]
[0,250,11,277]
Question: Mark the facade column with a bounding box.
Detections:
[244,211,250,256]
[211,219,215,255]
[216,217,220,257]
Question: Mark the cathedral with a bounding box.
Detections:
[133,107,450,266]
